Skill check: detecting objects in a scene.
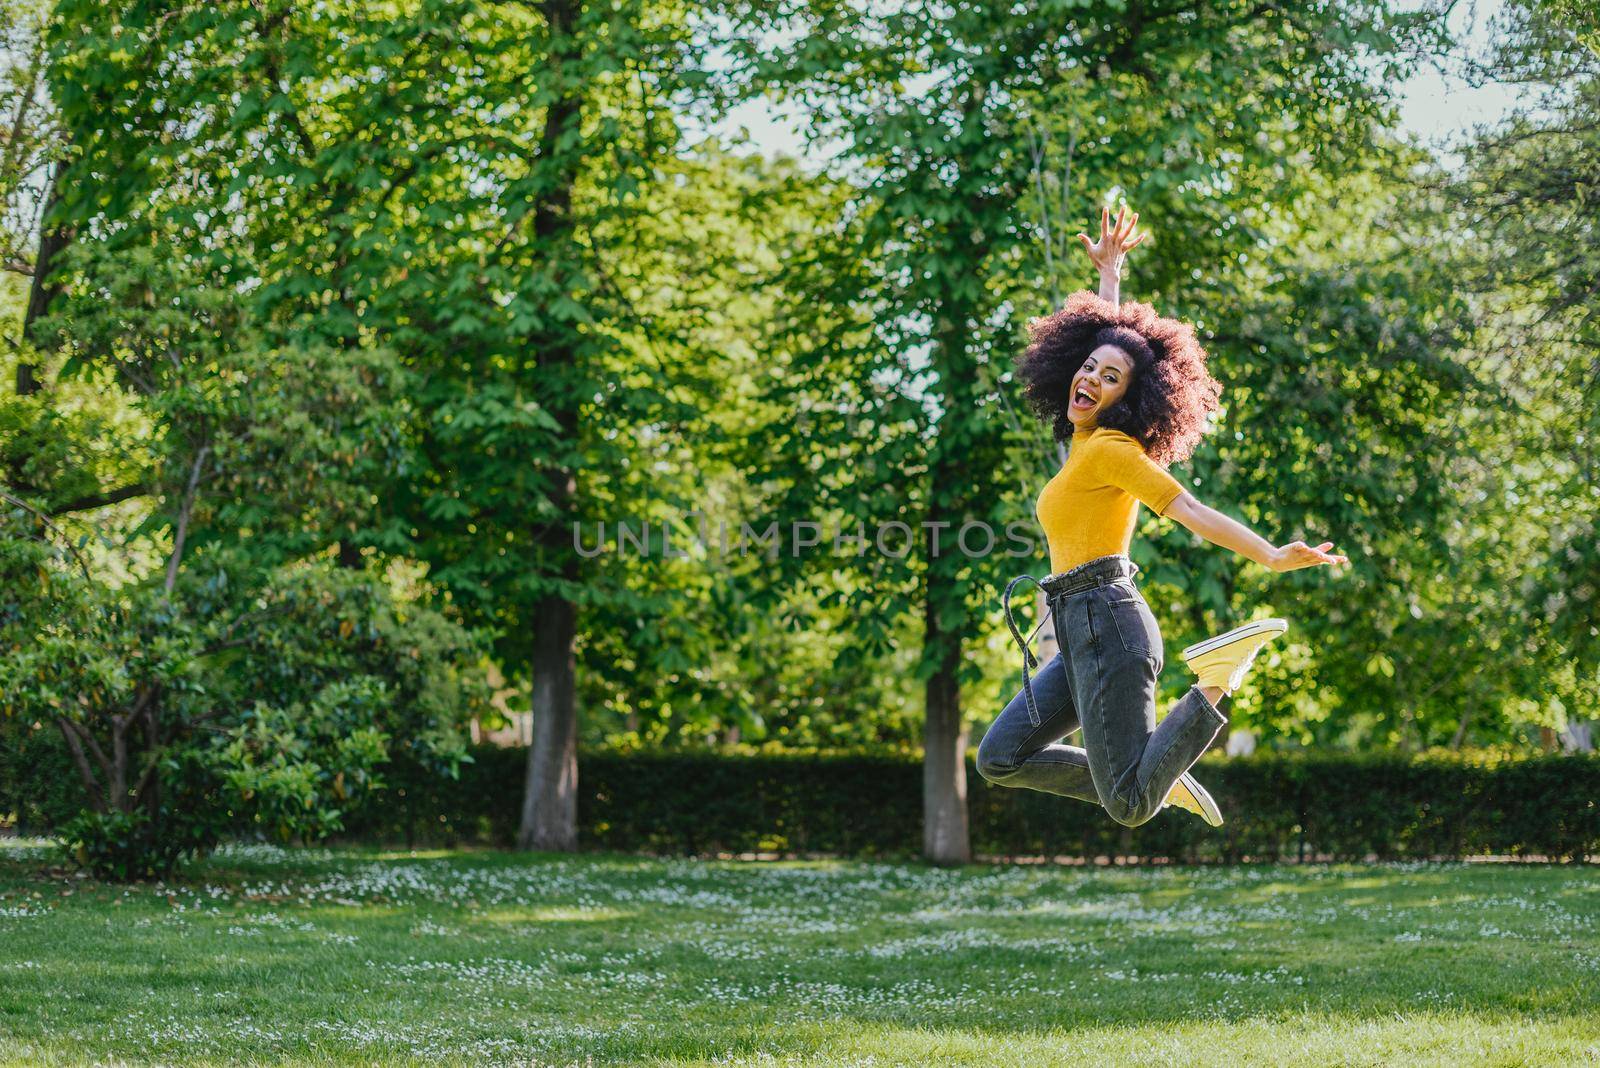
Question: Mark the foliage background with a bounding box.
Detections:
[0,0,1596,866]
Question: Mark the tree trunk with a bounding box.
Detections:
[19,165,69,394]
[917,308,984,866]
[519,586,578,850]
[514,0,584,854]
[922,588,971,865]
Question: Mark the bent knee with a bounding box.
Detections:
[974,744,1017,785]
[976,757,1016,786]
[1103,795,1159,828]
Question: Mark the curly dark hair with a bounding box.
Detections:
[1016,291,1220,466]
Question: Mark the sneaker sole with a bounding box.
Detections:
[1179,771,1224,827]
[1180,618,1289,661]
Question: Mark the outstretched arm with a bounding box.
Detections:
[1078,205,1145,306]
[1165,491,1349,572]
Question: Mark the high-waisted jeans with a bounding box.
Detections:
[976,553,1227,827]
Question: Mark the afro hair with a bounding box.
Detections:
[1016,291,1220,466]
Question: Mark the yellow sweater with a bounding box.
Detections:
[1036,427,1186,574]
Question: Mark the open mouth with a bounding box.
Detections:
[1071,387,1097,411]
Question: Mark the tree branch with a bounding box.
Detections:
[78,720,112,781]
[110,711,128,803]
[0,35,44,182]
[48,482,151,516]
[129,686,166,804]
[163,446,209,596]
[54,719,107,813]
[0,488,94,581]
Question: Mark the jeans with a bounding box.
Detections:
[976,553,1227,827]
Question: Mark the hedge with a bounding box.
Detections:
[328,746,1596,862]
[5,726,1598,861]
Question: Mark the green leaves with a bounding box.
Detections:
[217,683,394,844]
[14,0,1592,779]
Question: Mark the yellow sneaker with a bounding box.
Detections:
[1164,771,1223,827]
[1182,618,1289,692]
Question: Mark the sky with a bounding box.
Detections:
[700,0,1535,173]
[1394,0,1531,151]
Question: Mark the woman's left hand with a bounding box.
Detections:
[1269,540,1349,572]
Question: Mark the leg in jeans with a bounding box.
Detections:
[975,651,1101,805]
[1063,585,1228,827]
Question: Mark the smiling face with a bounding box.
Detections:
[1067,343,1135,429]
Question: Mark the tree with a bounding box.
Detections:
[0,241,489,877]
[0,2,501,876]
[723,0,1439,861]
[1438,0,1600,745]
[1,0,65,392]
[47,0,726,851]
[568,140,924,752]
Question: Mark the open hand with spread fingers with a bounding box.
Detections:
[1077,205,1147,280]
[1269,540,1349,573]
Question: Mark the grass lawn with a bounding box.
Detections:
[0,841,1597,1066]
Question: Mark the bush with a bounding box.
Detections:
[1,527,490,878]
[58,749,226,881]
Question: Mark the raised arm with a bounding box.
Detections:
[1077,205,1146,306]
[1164,491,1349,572]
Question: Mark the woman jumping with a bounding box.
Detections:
[976,207,1347,827]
